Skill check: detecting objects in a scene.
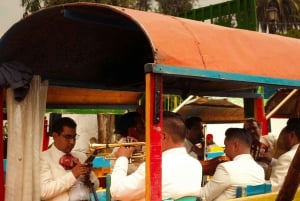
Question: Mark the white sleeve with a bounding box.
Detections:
[110,157,145,201]
[270,153,291,192]
[200,163,230,201]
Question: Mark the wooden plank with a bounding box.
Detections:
[47,87,142,105]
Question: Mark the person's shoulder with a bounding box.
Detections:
[41,146,54,157]
[220,155,248,168]
[278,147,297,161]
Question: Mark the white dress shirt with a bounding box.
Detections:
[110,147,202,201]
[200,154,265,201]
[184,138,198,159]
[111,137,143,175]
[270,143,299,192]
[40,145,99,201]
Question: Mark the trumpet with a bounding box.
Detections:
[89,142,145,164]
[104,152,145,162]
[90,142,145,150]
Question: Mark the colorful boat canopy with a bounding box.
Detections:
[0,3,300,98]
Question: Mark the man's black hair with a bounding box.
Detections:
[286,118,300,140]
[185,116,202,129]
[115,112,141,137]
[164,111,187,142]
[225,128,253,147]
[51,117,77,135]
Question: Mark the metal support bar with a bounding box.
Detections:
[153,75,162,124]
[266,89,298,119]
[172,95,198,113]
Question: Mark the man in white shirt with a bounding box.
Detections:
[184,116,205,160]
[200,128,265,201]
[111,112,145,174]
[40,117,99,201]
[267,118,300,192]
[110,111,202,201]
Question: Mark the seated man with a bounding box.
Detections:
[111,111,145,174]
[184,116,205,160]
[243,119,268,160]
[259,127,289,180]
[266,118,300,192]
[200,128,265,201]
[110,111,202,201]
[206,134,223,153]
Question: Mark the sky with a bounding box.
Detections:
[0,0,24,37]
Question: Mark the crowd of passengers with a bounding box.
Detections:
[40,112,300,201]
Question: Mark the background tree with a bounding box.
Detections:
[156,0,194,15]
[21,0,151,15]
[256,0,300,33]
[281,29,300,38]
[21,0,42,15]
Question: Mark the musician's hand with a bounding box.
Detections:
[126,136,143,152]
[191,145,204,160]
[126,136,138,142]
[72,162,92,178]
[114,146,135,159]
[83,170,92,186]
[257,151,272,165]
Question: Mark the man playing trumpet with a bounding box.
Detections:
[111,111,145,174]
[110,111,202,201]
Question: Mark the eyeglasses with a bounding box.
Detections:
[61,134,80,140]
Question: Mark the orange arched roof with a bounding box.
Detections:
[1,2,300,97]
[111,4,300,81]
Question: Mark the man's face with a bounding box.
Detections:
[283,130,294,150]
[53,126,77,153]
[188,122,204,144]
[206,137,214,145]
[128,117,145,141]
[224,138,236,160]
[244,121,261,141]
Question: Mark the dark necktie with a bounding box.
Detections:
[59,153,76,170]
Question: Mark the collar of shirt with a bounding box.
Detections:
[163,147,187,156]
[233,154,253,161]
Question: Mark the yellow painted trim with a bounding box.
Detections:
[226,188,300,201]
[145,73,151,201]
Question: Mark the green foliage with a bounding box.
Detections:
[21,0,41,14]
[156,0,193,15]
[43,0,137,8]
[280,29,300,39]
[43,0,95,7]
[21,0,151,14]
[21,0,195,18]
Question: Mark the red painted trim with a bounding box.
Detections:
[0,88,4,200]
[146,74,163,201]
[255,98,268,135]
[42,117,49,151]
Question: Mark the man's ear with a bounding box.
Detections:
[128,127,139,139]
[290,131,298,141]
[52,132,58,139]
[233,140,239,151]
